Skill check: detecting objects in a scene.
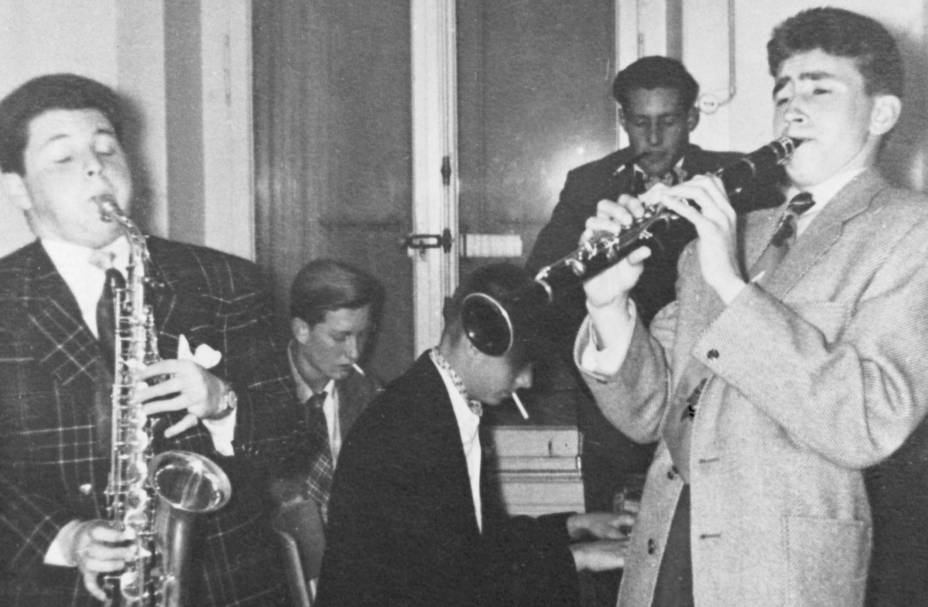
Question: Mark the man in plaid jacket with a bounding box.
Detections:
[0,74,305,606]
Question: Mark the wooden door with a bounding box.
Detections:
[252,0,414,382]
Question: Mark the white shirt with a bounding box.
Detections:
[288,343,343,462]
[430,357,483,533]
[42,236,130,338]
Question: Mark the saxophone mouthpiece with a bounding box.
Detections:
[93,195,120,222]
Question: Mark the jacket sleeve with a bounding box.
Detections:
[698,213,928,468]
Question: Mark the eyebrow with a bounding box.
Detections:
[772,70,836,96]
[38,126,117,151]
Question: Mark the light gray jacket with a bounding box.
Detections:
[576,170,928,607]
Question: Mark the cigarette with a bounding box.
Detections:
[511,391,529,420]
[351,362,366,376]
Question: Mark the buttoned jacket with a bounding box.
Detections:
[316,353,579,607]
[576,170,928,606]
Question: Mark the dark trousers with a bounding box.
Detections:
[651,485,694,607]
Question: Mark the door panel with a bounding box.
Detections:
[456,0,617,425]
[253,0,413,382]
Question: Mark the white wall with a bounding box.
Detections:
[0,1,120,256]
[616,0,928,191]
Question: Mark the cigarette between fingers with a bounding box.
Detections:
[512,391,529,420]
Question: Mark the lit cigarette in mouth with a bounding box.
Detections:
[511,391,529,420]
[351,362,365,376]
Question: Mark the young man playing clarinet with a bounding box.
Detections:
[576,8,928,606]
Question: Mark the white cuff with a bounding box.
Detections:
[201,407,237,456]
[44,519,81,566]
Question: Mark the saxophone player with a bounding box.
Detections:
[0,74,303,606]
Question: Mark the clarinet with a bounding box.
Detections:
[461,136,799,357]
[533,136,799,294]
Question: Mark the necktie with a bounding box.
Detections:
[96,268,126,372]
[304,391,334,523]
[750,192,816,284]
[661,192,816,483]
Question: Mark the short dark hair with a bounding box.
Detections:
[0,73,127,175]
[289,258,384,326]
[443,262,546,362]
[767,7,904,98]
[612,56,700,109]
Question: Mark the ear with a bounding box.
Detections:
[686,106,700,132]
[869,94,901,136]
[291,317,311,344]
[617,106,628,131]
[0,172,32,212]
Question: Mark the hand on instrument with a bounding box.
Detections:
[580,195,653,310]
[652,174,746,303]
[569,538,630,572]
[68,519,134,602]
[567,511,636,541]
[135,359,229,437]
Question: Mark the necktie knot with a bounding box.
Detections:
[771,192,815,247]
[307,391,327,409]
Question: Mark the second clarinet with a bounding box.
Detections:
[461,136,801,357]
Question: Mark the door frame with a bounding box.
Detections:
[410,0,460,354]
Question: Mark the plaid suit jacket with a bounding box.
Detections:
[0,236,304,607]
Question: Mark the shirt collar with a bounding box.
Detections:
[785,167,866,219]
[429,350,481,439]
[42,235,130,277]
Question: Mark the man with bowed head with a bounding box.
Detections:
[576,8,928,606]
[317,262,632,607]
[0,74,304,606]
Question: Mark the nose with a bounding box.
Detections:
[514,366,533,391]
[647,123,663,147]
[781,96,807,127]
[84,152,104,178]
[343,336,360,361]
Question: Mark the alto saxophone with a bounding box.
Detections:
[96,197,232,607]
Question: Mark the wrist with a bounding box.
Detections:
[205,382,237,420]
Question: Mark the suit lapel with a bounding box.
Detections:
[417,355,484,537]
[754,171,884,298]
[19,243,103,388]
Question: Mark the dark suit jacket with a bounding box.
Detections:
[525,145,744,508]
[315,354,580,607]
[0,237,305,607]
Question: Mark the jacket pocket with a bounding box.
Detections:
[785,515,870,607]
